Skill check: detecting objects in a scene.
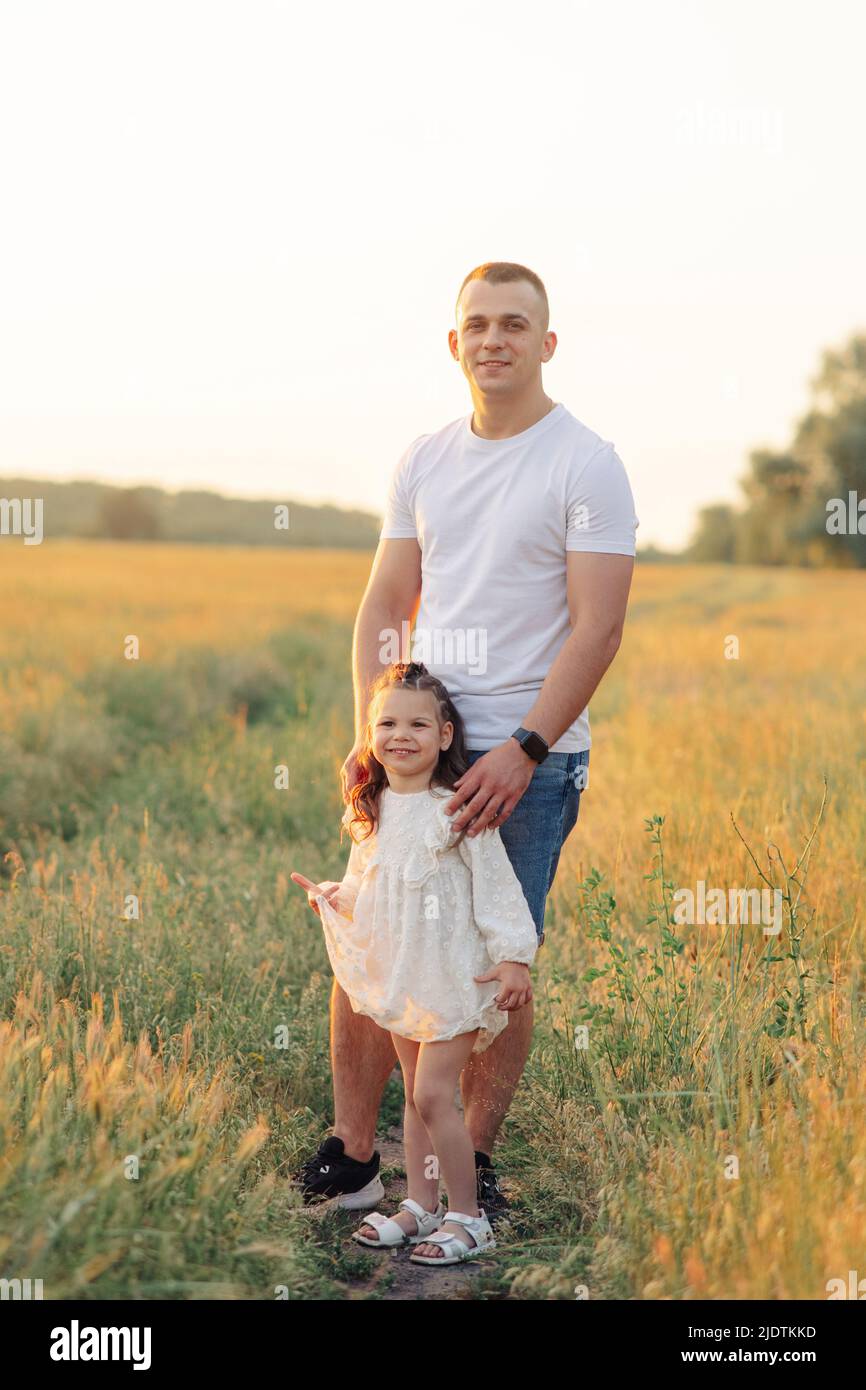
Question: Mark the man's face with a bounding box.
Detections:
[449,278,555,396]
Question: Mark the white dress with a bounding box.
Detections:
[315,785,538,1053]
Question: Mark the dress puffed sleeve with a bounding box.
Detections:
[457,826,538,966]
[333,805,379,917]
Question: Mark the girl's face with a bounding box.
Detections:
[370,686,453,788]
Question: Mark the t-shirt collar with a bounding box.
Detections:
[463,401,564,449]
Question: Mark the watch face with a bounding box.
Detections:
[513,728,547,761]
[523,731,547,761]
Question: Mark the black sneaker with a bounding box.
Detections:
[295,1136,385,1209]
[475,1150,509,1221]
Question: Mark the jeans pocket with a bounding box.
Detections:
[571,751,590,792]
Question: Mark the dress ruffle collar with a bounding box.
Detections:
[395,789,459,888]
[343,788,459,889]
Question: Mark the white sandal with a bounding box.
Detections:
[351,1197,446,1248]
[409,1208,496,1265]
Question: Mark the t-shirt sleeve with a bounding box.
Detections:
[565,441,640,556]
[379,436,426,540]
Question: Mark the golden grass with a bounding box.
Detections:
[1,541,864,1299]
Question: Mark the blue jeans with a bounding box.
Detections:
[464,748,589,947]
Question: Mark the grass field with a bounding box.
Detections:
[1,540,864,1300]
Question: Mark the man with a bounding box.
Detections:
[297,261,638,1216]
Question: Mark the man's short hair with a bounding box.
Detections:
[455,262,550,331]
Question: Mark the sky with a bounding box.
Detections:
[1,0,864,550]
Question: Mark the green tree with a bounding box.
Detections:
[688,332,866,567]
[687,503,739,562]
[99,487,162,541]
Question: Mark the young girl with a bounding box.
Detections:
[290,660,538,1266]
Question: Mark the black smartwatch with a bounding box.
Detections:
[511,726,549,764]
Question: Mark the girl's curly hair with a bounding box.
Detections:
[344,660,470,845]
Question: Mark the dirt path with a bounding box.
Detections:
[353,1124,487,1301]
[296,1073,495,1300]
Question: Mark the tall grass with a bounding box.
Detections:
[1,542,864,1298]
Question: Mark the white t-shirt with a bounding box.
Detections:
[378,401,639,753]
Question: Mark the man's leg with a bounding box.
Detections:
[460,749,587,1157]
[330,979,397,1160]
[461,997,533,1155]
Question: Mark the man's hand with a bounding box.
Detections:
[474,961,533,1011]
[444,738,536,835]
[290,873,344,918]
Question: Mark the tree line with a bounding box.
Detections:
[687,333,866,567]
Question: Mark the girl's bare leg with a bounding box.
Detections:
[412,1031,482,1259]
[357,1032,439,1241]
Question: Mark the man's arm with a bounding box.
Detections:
[348,536,422,744]
[519,550,634,745]
[445,551,634,833]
